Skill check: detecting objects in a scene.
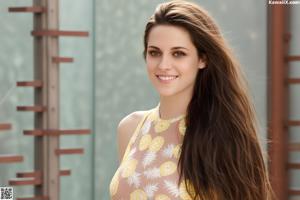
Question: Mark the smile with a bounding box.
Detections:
[156,75,179,82]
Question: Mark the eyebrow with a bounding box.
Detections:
[148,45,189,50]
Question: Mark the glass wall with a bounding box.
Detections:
[288,5,300,200]
[59,0,94,199]
[0,0,34,197]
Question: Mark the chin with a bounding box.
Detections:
[156,89,178,97]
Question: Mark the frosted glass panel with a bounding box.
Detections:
[59,0,94,200]
[0,0,34,198]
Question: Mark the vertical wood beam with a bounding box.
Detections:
[267,4,290,200]
[33,0,60,199]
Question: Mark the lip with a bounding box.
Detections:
[156,74,179,83]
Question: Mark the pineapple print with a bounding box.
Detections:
[121,159,138,178]
[109,105,189,199]
[139,134,152,151]
[179,118,186,136]
[148,109,159,122]
[155,194,171,200]
[173,144,181,159]
[130,189,147,200]
[149,136,165,152]
[154,120,171,133]
[141,119,152,135]
[160,161,177,176]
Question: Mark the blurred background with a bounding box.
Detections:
[0,0,299,199]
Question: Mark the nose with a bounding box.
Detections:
[157,55,172,70]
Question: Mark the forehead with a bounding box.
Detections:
[147,25,194,49]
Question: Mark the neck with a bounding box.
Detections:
[159,91,192,120]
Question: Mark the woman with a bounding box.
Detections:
[110,1,273,199]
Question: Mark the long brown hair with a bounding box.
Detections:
[143,1,273,199]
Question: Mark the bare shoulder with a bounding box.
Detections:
[117,110,149,163]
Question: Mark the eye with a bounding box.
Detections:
[173,51,186,58]
[148,50,161,57]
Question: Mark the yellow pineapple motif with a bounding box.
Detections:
[121,159,138,178]
[173,144,181,159]
[130,189,147,200]
[154,120,171,133]
[179,180,196,200]
[159,161,177,176]
[149,136,165,152]
[109,171,119,196]
[155,194,171,200]
[179,118,186,136]
[148,110,158,122]
[139,134,152,151]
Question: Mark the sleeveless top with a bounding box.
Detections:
[109,104,196,200]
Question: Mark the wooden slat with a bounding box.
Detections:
[17,106,46,112]
[287,163,300,169]
[8,7,45,13]
[0,123,12,131]
[17,80,43,87]
[31,30,89,37]
[286,55,300,62]
[289,143,300,151]
[9,178,41,186]
[17,196,49,200]
[289,189,300,195]
[16,171,41,178]
[55,148,84,155]
[287,78,300,84]
[52,57,74,63]
[23,129,91,136]
[0,155,23,163]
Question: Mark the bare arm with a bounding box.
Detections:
[117,111,147,163]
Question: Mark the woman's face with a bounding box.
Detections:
[146,25,206,98]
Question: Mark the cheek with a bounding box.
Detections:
[146,59,157,72]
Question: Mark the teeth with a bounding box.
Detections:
[157,75,178,81]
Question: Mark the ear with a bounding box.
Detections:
[198,54,207,69]
[198,58,206,69]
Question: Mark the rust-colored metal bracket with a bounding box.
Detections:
[52,57,74,63]
[16,169,71,178]
[289,189,300,196]
[287,163,300,169]
[17,81,43,87]
[288,143,300,151]
[0,155,24,163]
[17,106,46,112]
[8,7,46,13]
[286,78,300,84]
[23,129,91,136]
[285,55,300,62]
[286,120,300,126]
[31,30,89,37]
[0,123,12,131]
[55,148,84,155]
[16,196,49,200]
[9,178,42,186]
